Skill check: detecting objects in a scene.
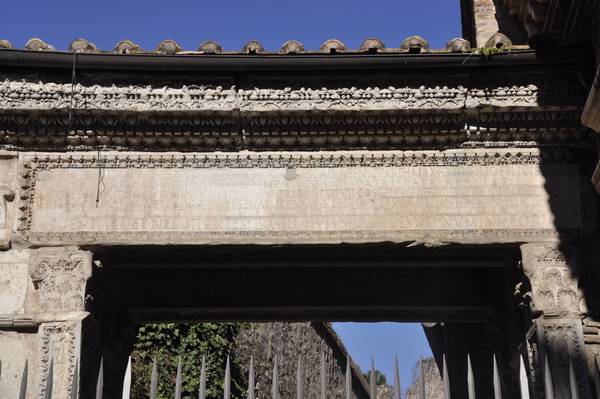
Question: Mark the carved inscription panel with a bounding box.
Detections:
[20,150,581,244]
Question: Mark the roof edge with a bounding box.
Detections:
[0,47,583,73]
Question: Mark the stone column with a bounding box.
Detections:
[520,243,592,398]
[28,247,93,399]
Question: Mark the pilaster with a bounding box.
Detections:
[520,243,592,398]
[0,151,17,249]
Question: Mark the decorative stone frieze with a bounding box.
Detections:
[0,78,585,113]
[28,248,92,313]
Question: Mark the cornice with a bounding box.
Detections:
[0,72,591,151]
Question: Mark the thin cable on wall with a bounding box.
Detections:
[67,51,106,207]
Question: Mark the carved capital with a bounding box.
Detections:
[520,243,582,316]
[29,248,92,312]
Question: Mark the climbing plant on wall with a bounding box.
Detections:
[131,323,248,399]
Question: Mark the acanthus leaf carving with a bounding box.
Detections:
[520,243,582,314]
[28,248,92,312]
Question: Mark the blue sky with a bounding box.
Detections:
[2,0,461,52]
[333,323,432,394]
[2,0,458,393]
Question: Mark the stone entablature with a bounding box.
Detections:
[13,148,582,246]
[0,68,590,152]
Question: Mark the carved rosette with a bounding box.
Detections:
[29,248,92,312]
[520,243,582,315]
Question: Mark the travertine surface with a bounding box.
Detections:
[0,249,31,314]
[0,330,38,399]
[0,153,17,249]
[19,149,581,245]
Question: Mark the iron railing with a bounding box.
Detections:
[2,352,600,398]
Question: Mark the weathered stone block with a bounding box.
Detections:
[16,149,582,246]
[0,152,17,249]
[0,329,39,399]
[0,249,31,315]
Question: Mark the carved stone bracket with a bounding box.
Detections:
[28,247,92,313]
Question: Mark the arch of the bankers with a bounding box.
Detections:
[1,18,600,399]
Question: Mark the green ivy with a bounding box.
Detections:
[131,323,248,399]
[474,44,509,57]
[362,369,387,386]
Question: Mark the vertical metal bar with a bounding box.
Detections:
[594,356,600,399]
[122,357,131,399]
[199,356,206,399]
[467,354,475,399]
[394,355,400,399]
[271,355,279,399]
[442,354,451,399]
[321,353,327,399]
[70,359,79,399]
[569,355,579,399]
[543,354,554,399]
[175,356,183,399]
[369,356,376,399]
[248,356,255,399]
[96,357,104,399]
[345,356,351,399]
[45,359,54,399]
[149,356,157,399]
[296,355,303,399]
[419,358,425,399]
[492,354,502,399]
[18,360,28,399]
[519,355,529,399]
[224,355,231,399]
